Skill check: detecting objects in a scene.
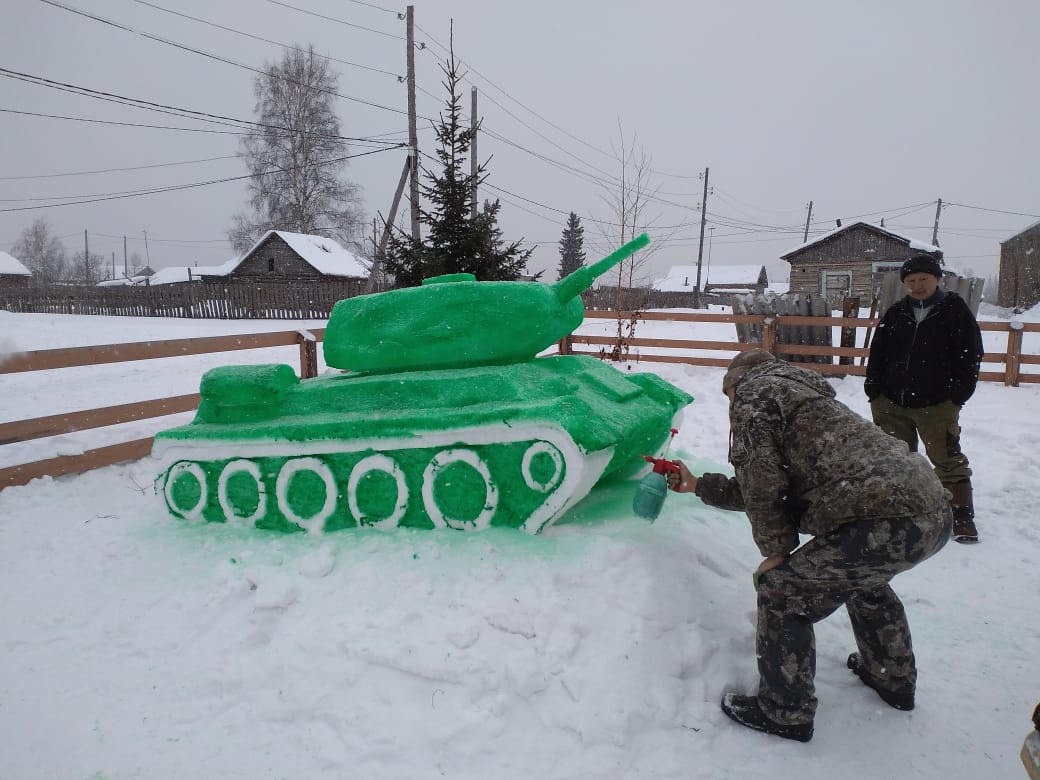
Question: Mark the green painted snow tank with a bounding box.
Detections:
[153,234,693,534]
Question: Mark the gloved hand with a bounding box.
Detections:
[753,556,786,589]
[665,460,699,493]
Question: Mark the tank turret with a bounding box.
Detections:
[323,233,650,373]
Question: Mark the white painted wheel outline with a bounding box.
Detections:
[276,457,337,534]
[164,461,208,522]
[217,459,267,525]
[521,441,564,494]
[347,454,408,530]
[421,449,498,531]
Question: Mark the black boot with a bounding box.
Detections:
[847,653,915,710]
[944,480,979,544]
[720,693,813,742]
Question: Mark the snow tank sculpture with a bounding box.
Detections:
[153,234,693,534]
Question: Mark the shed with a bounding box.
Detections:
[653,264,767,294]
[781,221,941,305]
[0,251,32,288]
[211,231,368,282]
[998,219,1040,310]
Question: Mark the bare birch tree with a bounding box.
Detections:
[11,218,68,283]
[593,126,678,359]
[230,44,364,254]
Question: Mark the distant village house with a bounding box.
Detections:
[0,251,32,288]
[998,220,1040,311]
[781,221,941,305]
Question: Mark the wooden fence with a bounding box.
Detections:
[2,311,1037,490]
[0,280,366,319]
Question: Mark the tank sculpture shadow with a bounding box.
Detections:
[153,234,693,534]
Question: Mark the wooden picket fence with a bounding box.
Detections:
[1,311,1037,490]
[0,280,366,319]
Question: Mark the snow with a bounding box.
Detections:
[0,250,32,276]
[1,307,1038,779]
[653,264,765,292]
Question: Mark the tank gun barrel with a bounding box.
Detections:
[553,233,650,303]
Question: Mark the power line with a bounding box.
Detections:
[262,0,405,39]
[945,202,1040,220]
[37,0,410,117]
[0,66,405,146]
[129,0,403,80]
[0,155,239,181]
[0,146,402,212]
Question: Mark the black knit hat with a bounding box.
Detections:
[900,255,942,281]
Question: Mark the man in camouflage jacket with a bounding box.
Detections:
[671,349,951,742]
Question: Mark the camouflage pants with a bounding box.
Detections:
[754,508,951,725]
[870,396,972,483]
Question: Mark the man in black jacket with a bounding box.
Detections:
[865,255,984,543]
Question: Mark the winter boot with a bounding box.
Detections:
[945,480,979,544]
[846,653,915,711]
[720,693,813,742]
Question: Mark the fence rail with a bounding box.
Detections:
[2,311,1037,490]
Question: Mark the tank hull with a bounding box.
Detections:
[153,355,692,534]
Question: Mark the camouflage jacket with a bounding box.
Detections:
[695,360,948,558]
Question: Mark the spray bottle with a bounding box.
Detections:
[633,429,681,522]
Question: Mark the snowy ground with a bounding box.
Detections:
[1,307,1038,780]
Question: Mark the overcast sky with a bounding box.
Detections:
[3,0,1038,285]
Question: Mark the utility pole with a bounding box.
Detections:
[143,229,151,266]
[111,251,115,280]
[83,229,89,283]
[693,167,710,309]
[365,155,412,294]
[803,200,813,243]
[406,5,421,243]
[470,86,478,219]
[931,198,943,248]
[123,235,128,276]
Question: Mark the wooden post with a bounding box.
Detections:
[761,316,777,354]
[839,296,860,366]
[1005,320,1024,387]
[406,5,420,243]
[297,329,318,379]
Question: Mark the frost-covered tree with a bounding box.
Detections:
[69,249,106,285]
[383,39,531,287]
[230,44,364,254]
[11,218,67,283]
[557,212,586,280]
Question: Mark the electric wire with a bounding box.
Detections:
[36,0,412,117]
[0,146,403,213]
[1,67,405,146]
[129,0,402,79]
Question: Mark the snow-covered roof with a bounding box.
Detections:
[234,230,369,278]
[780,220,940,259]
[652,264,765,292]
[0,251,32,276]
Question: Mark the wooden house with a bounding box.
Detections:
[0,251,32,288]
[998,220,1040,310]
[781,221,942,305]
[207,231,369,282]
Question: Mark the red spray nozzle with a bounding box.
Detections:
[643,455,680,476]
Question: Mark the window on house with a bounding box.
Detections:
[268,257,275,273]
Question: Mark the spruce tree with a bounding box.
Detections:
[384,43,531,287]
[557,212,586,280]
